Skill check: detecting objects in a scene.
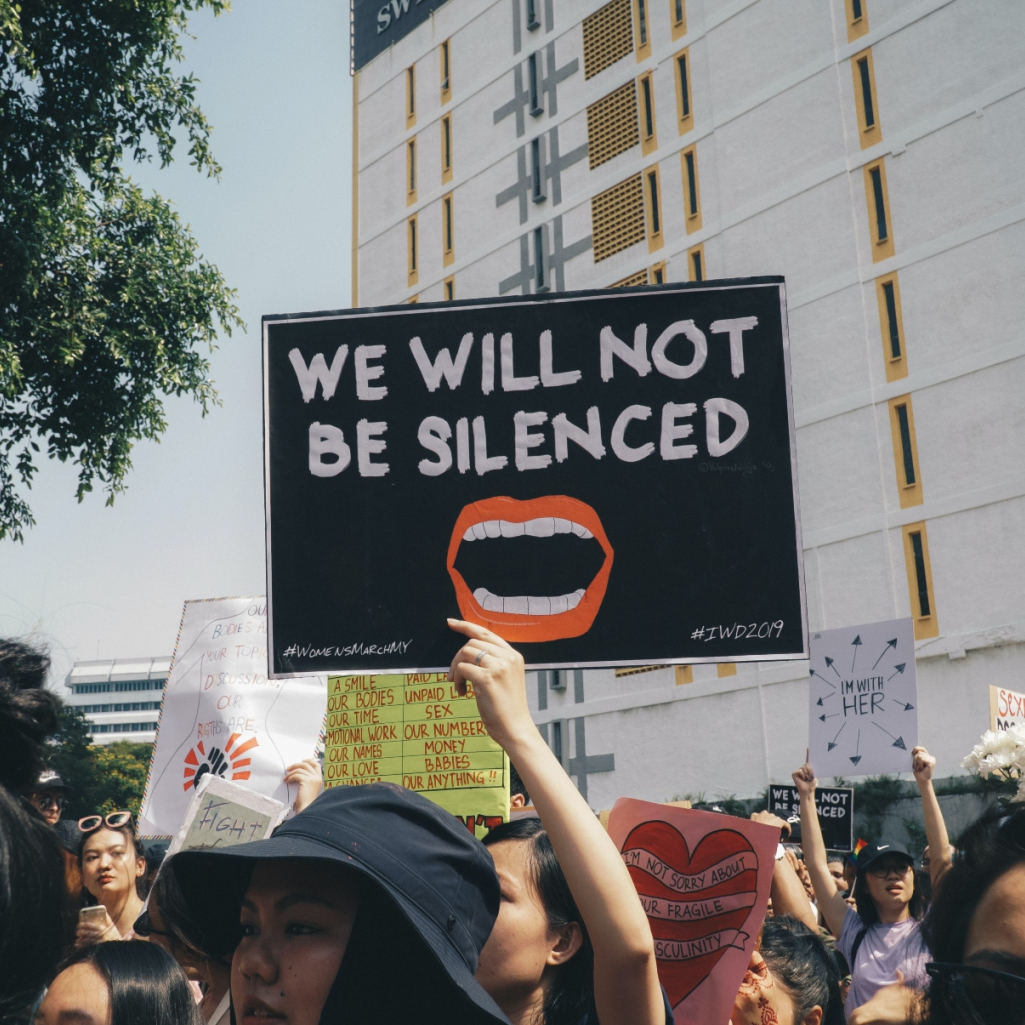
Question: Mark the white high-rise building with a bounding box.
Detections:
[350,0,1025,804]
[65,657,170,744]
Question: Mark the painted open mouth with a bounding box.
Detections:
[447,496,614,642]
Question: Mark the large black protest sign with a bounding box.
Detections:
[264,280,806,677]
[768,784,854,852]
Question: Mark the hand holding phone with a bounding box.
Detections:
[76,905,117,946]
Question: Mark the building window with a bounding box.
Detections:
[72,679,163,694]
[534,224,549,291]
[440,40,451,102]
[634,0,651,60]
[528,52,543,116]
[639,73,657,155]
[895,404,915,486]
[681,145,702,232]
[674,665,693,684]
[875,275,907,381]
[552,719,563,762]
[675,49,692,132]
[852,49,881,148]
[587,80,639,169]
[441,115,453,183]
[444,276,455,301]
[408,295,419,303]
[688,242,705,281]
[442,193,455,266]
[406,65,416,128]
[644,166,663,250]
[591,173,645,262]
[583,0,633,80]
[717,664,737,678]
[888,395,922,507]
[882,281,900,358]
[526,0,541,30]
[531,136,546,201]
[406,138,417,205]
[672,0,687,38]
[864,160,894,259]
[408,215,418,286]
[902,523,938,638]
[845,0,869,42]
[650,260,666,284]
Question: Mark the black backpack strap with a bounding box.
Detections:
[850,926,869,967]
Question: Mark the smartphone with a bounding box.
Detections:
[79,905,107,925]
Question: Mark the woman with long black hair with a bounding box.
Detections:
[792,746,949,1021]
[448,619,667,1025]
[36,941,203,1025]
[918,804,1025,1025]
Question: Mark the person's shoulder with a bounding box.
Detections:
[836,905,864,955]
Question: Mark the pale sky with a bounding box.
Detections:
[0,1,354,686]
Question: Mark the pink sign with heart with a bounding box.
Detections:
[608,798,778,1025]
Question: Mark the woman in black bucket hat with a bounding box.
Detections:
[168,781,511,1025]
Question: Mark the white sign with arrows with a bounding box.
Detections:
[808,617,917,777]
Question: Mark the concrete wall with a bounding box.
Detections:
[354,0,1025,805]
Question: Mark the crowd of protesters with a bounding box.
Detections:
[1,628,1022,1025]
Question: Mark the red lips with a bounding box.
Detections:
[446,495,613,642]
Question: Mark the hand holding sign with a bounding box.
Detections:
[911,745,935,783]
[447,618,534,751]
[283,757,323,814]
[452,624,668,1025]
[792,761,817,799]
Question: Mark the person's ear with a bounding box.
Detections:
[801,1006,823,1025]
[510,794,526,809]
[546,922,583,966]
[135,856,146,879]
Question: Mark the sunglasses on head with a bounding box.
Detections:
[927,962,1025,1025]
[78,811,133,834]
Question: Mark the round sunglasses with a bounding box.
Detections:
[926,962,1025,1025]
[78,811,133,834]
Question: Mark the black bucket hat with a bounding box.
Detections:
[170,781,509,1025]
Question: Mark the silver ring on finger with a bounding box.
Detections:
[474,650,487,666]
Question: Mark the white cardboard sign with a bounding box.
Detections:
[139,596,326,837]
[808,617,917,777]
[165,774,284,858]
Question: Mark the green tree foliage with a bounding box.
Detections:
[48,704,153,819]
[0,0,243,539]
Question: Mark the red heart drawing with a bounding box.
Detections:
[622,822,760,1008]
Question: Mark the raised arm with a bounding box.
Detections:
[912,746,952,888]
[792,760,849,938]
[749,811,818,932]
[448,620,665,1025]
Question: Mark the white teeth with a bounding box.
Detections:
[461,517,595,541]
[472,588,585,615]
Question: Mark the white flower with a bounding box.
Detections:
[962,724,1025,782]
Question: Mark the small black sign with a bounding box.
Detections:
[263,280,806,676]
[768,784,854,852]
[353,0,451,72]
